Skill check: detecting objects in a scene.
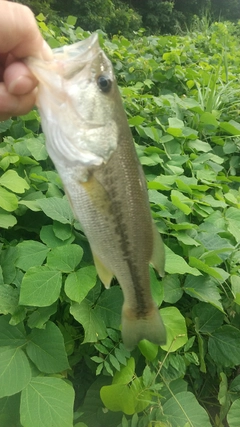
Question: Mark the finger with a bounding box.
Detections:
[4,61,38,95]
[0,1,52,60]
[0,82,37,120]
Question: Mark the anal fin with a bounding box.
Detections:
[92,252,113,289]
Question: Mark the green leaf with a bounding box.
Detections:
[138,340,158,361]
[0,212,17,228]
[184,275,223,311]
[0,317,26,347]
[208,325,240,368]
[37,197,75,224]
[192,302,224,333]
[27,303,58,329]
[200,112,219,128]
[0,187,18,211]
[113,357,135,385]
[189,257,223,279]
[70,300,107,343]
[53,221,73,240]
[229,375,240,393]
[167,118,184,137]
[40,224,75,248]
[171,190,193,214]
[220,120,240,135]
[0,118,13,132]
[128,115,145,126]
[0,347,31,397]
[20,377,74,427]
[20,266,62,306]
[1,246,18,284]
[0,394,20,427]
[163,391,211,426]
[0,284,19,315]
[227,399,240,427]
[26,321,69,373]
[65,266,97,303]
[160,307,188,352]
[150,266,164,305]
[109,354,121,371]
[0,170,29,193]
[162,275,183,303]
[226,207,240,242]
[165,246,200,276]
[47,244,83,272]
[100,375,150,415]
[15,240,49,271]
[95,287,123,330]
[100,383,136,414]
[66,15,77,26]
[26,135,48,160]
[231,275,240,305]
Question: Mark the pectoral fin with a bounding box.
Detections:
[150,222,165,277]
[80,173,111,215]
[92,252,113,289]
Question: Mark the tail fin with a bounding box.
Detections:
[121,303,166,351]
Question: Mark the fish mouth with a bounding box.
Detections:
[26,33,101,82]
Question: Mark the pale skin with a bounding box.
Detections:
[0,0,52,120]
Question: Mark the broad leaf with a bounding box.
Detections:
[0,316,26,347]
[70,300,107,343]
[47,244,83,272]
[165,246,200,276]
[0,347,31,397]
[0,212,17,228]
[0,284,19,315]
[15,240,49,271]
[26,321,69,373]
[184,275,223,311]
[208,325,240,368]
[0,187,18,211]
[192,302,224,333]
[227,399,240,427]
[20,377,74,427]
[163,391,211,426]
[37,197,75,224]
[26,135,48,161]
[160,307,188,352]
[94,286,123,330]
[162,275,183,303]
[0,170,29,193]
[65,266,97,303]
[20,266,62,306]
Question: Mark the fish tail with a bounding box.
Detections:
[121,303,166,351]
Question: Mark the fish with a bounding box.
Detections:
[26,33,166,351]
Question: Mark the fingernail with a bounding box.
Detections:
[41,40,53,61]
[8,75,34,95]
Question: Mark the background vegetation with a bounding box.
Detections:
[12,0,240,37]
[2,2,240,427]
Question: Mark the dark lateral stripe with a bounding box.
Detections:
[111,197,149,318]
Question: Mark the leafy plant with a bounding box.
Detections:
[1,13,240,427]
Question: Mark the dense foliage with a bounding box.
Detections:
[1,13,240,427]
[13,0,240,36]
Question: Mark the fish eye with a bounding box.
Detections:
[97,75,112,93]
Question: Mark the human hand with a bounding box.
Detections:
[0,0,52,120]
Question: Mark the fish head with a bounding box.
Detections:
[26,34,123,172]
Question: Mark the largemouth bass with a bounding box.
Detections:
[26,33,166,350]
